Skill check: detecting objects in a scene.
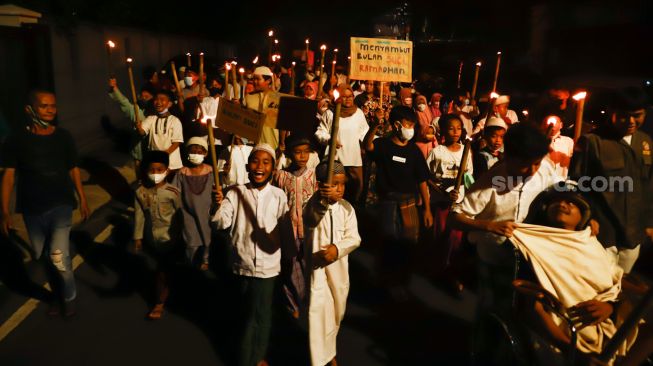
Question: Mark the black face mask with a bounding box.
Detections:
[209,87,222,97]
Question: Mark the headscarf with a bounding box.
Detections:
[399,88,413,106]
[430,93,443,118]
[337,85,358,118]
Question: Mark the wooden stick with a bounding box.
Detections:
[326,100,342,184]
[573,96,586,143]
[170,61,185,112]
[492,52,502,92]
[224,64,230,100]
[231,64,239,101]
[471,62,481,100]
[206,119,221,189]
[126,59,140,125]
[453,138,472,193]
[456,61,463,89]
[379,82,384,110]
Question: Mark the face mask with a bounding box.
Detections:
[465,98,470,106]
[148,172,167,184]
[184,77,194,86]
[188,154,205,165]
[208,87,221,96]
[398,126,414,140]
[26,105,49,128]
[417,104,427,112]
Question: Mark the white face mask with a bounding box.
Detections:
[400,127,415,140]
[417,103,427,112]
[188,154,205,165]
[148,172,167,184]
[465,98,470,105]
[184,77,194,86]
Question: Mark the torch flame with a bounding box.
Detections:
[268,30,274,37]
[522,110,529,116]
[186,52,191,56]
[239,67,245,73]
[107,40,115,48]
[200,114,216,124]
[476,62,482,66]
[572,91,587,101]
[547,116,557,125]
[292,61,296,66]
[226,63,232,70]
[334,48,339,53]
[333,89,340,101]
[320,45,327,50]
[274,39,279,44]
[490,92,500,99]
[497,51,502,55]
[253,56,259,64]
[347,56,351,60]
[305,39,309,44]
[126,57,133,63]
[332,60,336,64]
[231,61,238,65]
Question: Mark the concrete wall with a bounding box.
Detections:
[49,22,233,153]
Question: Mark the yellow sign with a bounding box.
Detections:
[213,98,266,142]
[349,37,412,83]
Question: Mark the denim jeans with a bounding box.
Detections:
[23,205,76,302]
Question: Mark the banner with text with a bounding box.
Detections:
[349,37,412,83]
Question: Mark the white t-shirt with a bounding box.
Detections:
[426,144,473,181]
[315,108,369,167]
[141,114,184,170]
[547,134,574,178]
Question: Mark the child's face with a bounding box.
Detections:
[148,162,168,175]
[485,129,505,152]
[445,119,462,144]
[153,94,172,113]
[291,144,311,169]
[494,103,508,117]
[247,150,274,186]
[187,145,207,155]
[329,173,347,204]
[546,199,582,230]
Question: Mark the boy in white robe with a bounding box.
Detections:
[304,160,361,366]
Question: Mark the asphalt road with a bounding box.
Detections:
[0,196,478,366]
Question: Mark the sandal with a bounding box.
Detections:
[147,304,164,320]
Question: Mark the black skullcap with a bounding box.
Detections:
[315,159,345,182]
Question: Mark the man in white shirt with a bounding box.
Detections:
[543,115,574,178]
[450,124,561,315]
[137,90,184,170]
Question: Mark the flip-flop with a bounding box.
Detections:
[147,304,164,320]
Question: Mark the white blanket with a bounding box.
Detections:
[509,223,636,355]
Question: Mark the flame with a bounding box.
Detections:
[268,30,274,37]
[320,45,327,50]
[186,52,191,56]
[305,39,309,44]
[332,60,336,64]
[476,62,482,67]
[274,39,279,44]
[522,110,529,116]
[200,114,216,124]
[547,116,557,125]
[572,91,587,101]
[253,56,259,64]
[490,92,500,99]
[497,51,502,55]
[334,48,339,53]
[347,56,351,60]
[239,67,245,73]
[126,57,133,63]
[231,61,238,65]
[226,63,232,70]
[200,52,204,56]
[107,40,115,48]
[291,61,296,66]
[333,89,340,100]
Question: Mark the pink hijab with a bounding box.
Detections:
[415,94,438,158]
[429,93,442,118]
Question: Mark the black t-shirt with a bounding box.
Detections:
[1,128,78,214]
[371,137,429,197]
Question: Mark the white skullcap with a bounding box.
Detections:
[495,95,510,105]
[253,66,274,77]
[485,117,508,130]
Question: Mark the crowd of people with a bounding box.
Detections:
[1,52,653,366]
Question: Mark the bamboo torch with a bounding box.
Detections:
[546,116,557,137]
[572,91,587,143]
[305,38,310,65]
[106,40,116,77]
[230,61,238,100]
[239,67,246,103]
[330,60,337,90]
[347,56,351,84]
[186,52,192,68]
[126,58,140,125]
[224,63,231,100]
[492,51,502,92]
[318,45,327,96]
[268,30,274,64]
[471,62,481,100]
[202,113,221,190]
[290,62,296,95]
[170,61,185,112]
[453,136,473,201]
[326,89,342,184]
[456,61,463,89]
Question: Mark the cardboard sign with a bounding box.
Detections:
[212,98,266,142]
[349,37,413,83]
